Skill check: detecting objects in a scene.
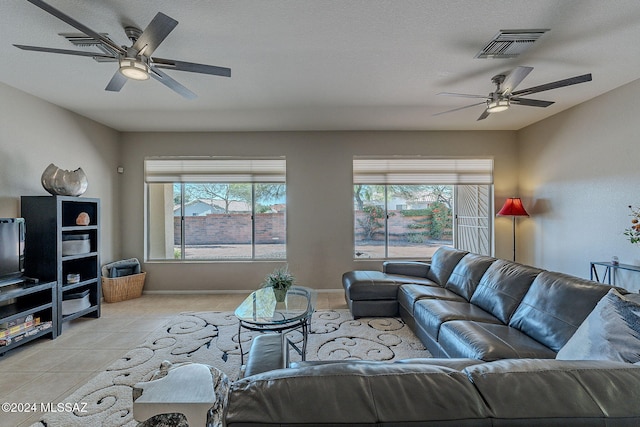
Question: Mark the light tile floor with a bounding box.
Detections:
[0,291,347,427]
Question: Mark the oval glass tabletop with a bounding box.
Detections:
[234,286,316,326]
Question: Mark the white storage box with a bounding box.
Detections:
[62,234,90,256]
[62,289,91,315]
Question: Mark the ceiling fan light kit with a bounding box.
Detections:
[487,99,510,113]
[119,57,149,81]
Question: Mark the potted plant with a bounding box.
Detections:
[262,265,295,302]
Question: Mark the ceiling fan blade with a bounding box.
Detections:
[501,66,534,95]
[13,44,116,60]
[433,101,486,116]
[477,109,490,121]
[152,57,232,77]
[26,0,124,55]
[105,71,127,92]
[132,12,178,57]
[510,98,555,108]
[149,66,197,99]
[437,92,486,99]
[511,74,592,97]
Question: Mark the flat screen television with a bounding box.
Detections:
[0,218,25,285]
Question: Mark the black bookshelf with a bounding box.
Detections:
[21,196,101,336]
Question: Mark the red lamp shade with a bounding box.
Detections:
[497,197,529,217]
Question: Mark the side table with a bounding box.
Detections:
[133,361,230,427]
[590,261,640,286]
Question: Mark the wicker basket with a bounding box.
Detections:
[102,272,146,303]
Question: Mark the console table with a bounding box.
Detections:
[590,261,640,286]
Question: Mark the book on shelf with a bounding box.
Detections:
[1,321,34,338]
[0,314,34,330]
[0,317,41,338]
[0,321,52,346]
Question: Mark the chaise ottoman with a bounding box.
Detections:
[342,271,402,318]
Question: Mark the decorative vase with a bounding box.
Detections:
[273,287,288,303]
[41,163,88,196]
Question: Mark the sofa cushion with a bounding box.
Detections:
[438,321,557,361]
[381,274,437,286]
[291,358,484,371]
[414,299,502,339]
[398,284,466,315]
[464,359,640,422]
[382,261,430,278]
[509,271,613,352]
[226,362,490,426]
[470,260,542,324]
[444,253,496,301]
[393,358,485,370]
[556,288,640,363]
[425,246,468,286]
[243,334,286,377]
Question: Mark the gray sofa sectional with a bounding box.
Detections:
[225,358,640,426]
[222,247,640,426]
[344,246,616,360]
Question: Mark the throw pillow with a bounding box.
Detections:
[556,288,640,363]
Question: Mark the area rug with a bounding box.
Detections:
[33,309,429,427]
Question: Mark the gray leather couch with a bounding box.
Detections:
[225,358,640,426]
[223,248,640,426]
[344,246,616,360]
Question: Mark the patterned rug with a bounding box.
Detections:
[33,309,429,427]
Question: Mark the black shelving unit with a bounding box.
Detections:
[21,196,101,336]
[0,280,57,355]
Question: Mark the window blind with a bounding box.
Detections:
[353,157,493,185]
[144,157,286,183]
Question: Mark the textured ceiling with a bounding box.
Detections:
[1,0,639,132]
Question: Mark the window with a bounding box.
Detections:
[145,157,286,261]
[353,157,493,259]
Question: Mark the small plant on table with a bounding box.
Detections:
[262,265,295,302]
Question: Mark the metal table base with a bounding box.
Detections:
[237,314,312,365]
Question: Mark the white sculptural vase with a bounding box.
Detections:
[41,163,88,196]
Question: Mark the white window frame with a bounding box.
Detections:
[353,156,494,259]
[144,156,286,262]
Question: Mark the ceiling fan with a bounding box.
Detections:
[13,0,231,99]
[434,66,592,121]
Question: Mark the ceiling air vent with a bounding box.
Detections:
[475,29,549,59]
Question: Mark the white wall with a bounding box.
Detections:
[11,73,639,293]
[518,78,640,292]
[0,82,121,265]
[5,73,640,293]
[120,130,518,292]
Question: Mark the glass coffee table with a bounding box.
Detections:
[235,286,316,365]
